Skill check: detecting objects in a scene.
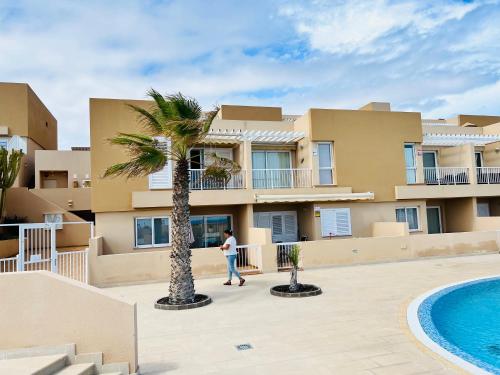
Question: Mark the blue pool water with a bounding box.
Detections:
[418,277,500,374]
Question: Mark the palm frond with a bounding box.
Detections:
[166,92,202,120]
[127,103,163,135]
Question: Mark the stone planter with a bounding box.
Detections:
[154,294,212,311]
[270,284,322,298]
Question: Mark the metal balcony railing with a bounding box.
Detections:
[477,167,500,184]
[424,167,470,185]
[252,169,312,189]
[189,169,245,190]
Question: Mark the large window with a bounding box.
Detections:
[252,151,292,188]
[404,144,416,184]
[190,215,232,248]
[135,216,170,248]
[317,143,334,185]
[396,207,420,231]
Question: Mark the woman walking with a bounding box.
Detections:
[220,229,245,286]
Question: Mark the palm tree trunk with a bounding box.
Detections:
[0,188,7,224]
[168,158,196,304]
[289,266,298,292]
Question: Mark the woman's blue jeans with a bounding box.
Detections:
[226,254,241,280]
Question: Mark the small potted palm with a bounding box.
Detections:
[270,244,322,298]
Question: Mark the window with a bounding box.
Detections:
[320,208,351,237]
[396,207,420,231]
[135,216,170,248]
[404,144,416,184]
[149,138,172,189]
[252,151,292,188]
[0,140,7,150]
[475,152,483,168]
[190,215,232,248]
[317,142,334,185]
[477,202,490,217]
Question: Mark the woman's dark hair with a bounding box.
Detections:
[224,229,233,235]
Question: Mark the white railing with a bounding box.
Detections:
[252,169,312,189]
[424,167,470,185]
[276,242,302,271]
[189,169,245,190]
[236,245,262,274]
[57,249,89,284]
[0,256,18,273]
[477,167,500,184]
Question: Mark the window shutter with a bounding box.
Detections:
[254,213,271,228]
[283,214,297,242]
[272,215,283,235]
[320,208,352,237]
[149,138,172,189]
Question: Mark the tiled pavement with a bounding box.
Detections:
[108,254,500,375]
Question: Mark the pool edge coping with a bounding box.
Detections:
[407,274,500,375]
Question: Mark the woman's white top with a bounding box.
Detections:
[223,236,237,256]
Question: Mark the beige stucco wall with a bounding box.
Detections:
[35,150,90,189]
[445,197,475,233]
[299,230,499,268]
[395,183,500,200]
[31,188,91,212]
[371,222,409,237]
[5,188,91,248]
[309,200,427,240]
[458,114,500,127]
[0,83,57,150]
[483,141,500,166]
[0,271,137,372]
[219,105,282,121]
[305,108,422,202]
[0,239,18,259]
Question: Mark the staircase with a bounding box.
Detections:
[0,343,132,375]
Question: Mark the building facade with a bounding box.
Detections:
[0,82,58,188]
[89,99,500,255]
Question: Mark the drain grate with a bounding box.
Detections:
[235,343,253,351]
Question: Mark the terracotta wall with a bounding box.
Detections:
[0,271,137,372]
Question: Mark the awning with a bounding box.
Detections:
[254,192,375,203]
[423,133,500,146]
[205,129,305,144]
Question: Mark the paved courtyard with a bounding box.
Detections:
[108,254,500,375]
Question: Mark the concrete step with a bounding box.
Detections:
[0,354,68,375]
[101,361,128,374]
[0,343,75,361]
[53,362,96,375]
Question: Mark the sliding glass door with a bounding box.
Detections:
[252,151,292,188]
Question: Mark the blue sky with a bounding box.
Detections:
[1,0,500,149]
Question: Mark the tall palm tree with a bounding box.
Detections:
[0,147,24,223]
[104,89,219,304]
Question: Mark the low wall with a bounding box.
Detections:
[0,271,137,373]
[299,230,499,268]
[89,237,231,286]
[371,222,409,237]
[473,217,500,231]
[88,230,500,286]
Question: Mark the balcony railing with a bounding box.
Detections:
[424,167,470,185]
[189,169,245,190]
[252,169,312,189]
[477,167,500,184]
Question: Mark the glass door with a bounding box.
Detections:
[252,151,291,188]
[423,151,438,184]
[404,144,416,184]
[426,207,442,234]
[318,143,333,184]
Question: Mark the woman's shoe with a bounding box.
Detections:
[239,278,245,287]
[223,281,231,285]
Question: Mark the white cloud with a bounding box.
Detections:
[280,0,478,55]
[0,0,499,149]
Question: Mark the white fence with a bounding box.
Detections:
[236,245,262,274]
[276,242,302,271]
[424,167,470,185]
[252,169,312,189]
[57,250,89,283]
[0,256,18,273]
[189,169,245,190]
[477,167,500,184]
[0,222,92,284]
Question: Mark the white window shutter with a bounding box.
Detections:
[320,208,352,237]
[271,215,283,235]
[149,138,172,189]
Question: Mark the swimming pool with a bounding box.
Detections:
[407,276,500,375]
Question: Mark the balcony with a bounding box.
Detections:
[477,167,500,184]
[252,169,312,189]
[423,167,470,185]
[189,169,245,190]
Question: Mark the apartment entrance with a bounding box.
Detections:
[253,211,298,243]
[426,206,442,234]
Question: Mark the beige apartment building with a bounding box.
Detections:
[90,99,500,255]
[0,82,57,187]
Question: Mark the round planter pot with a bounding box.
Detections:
[270,284,322,298]
[154,294,212,311]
